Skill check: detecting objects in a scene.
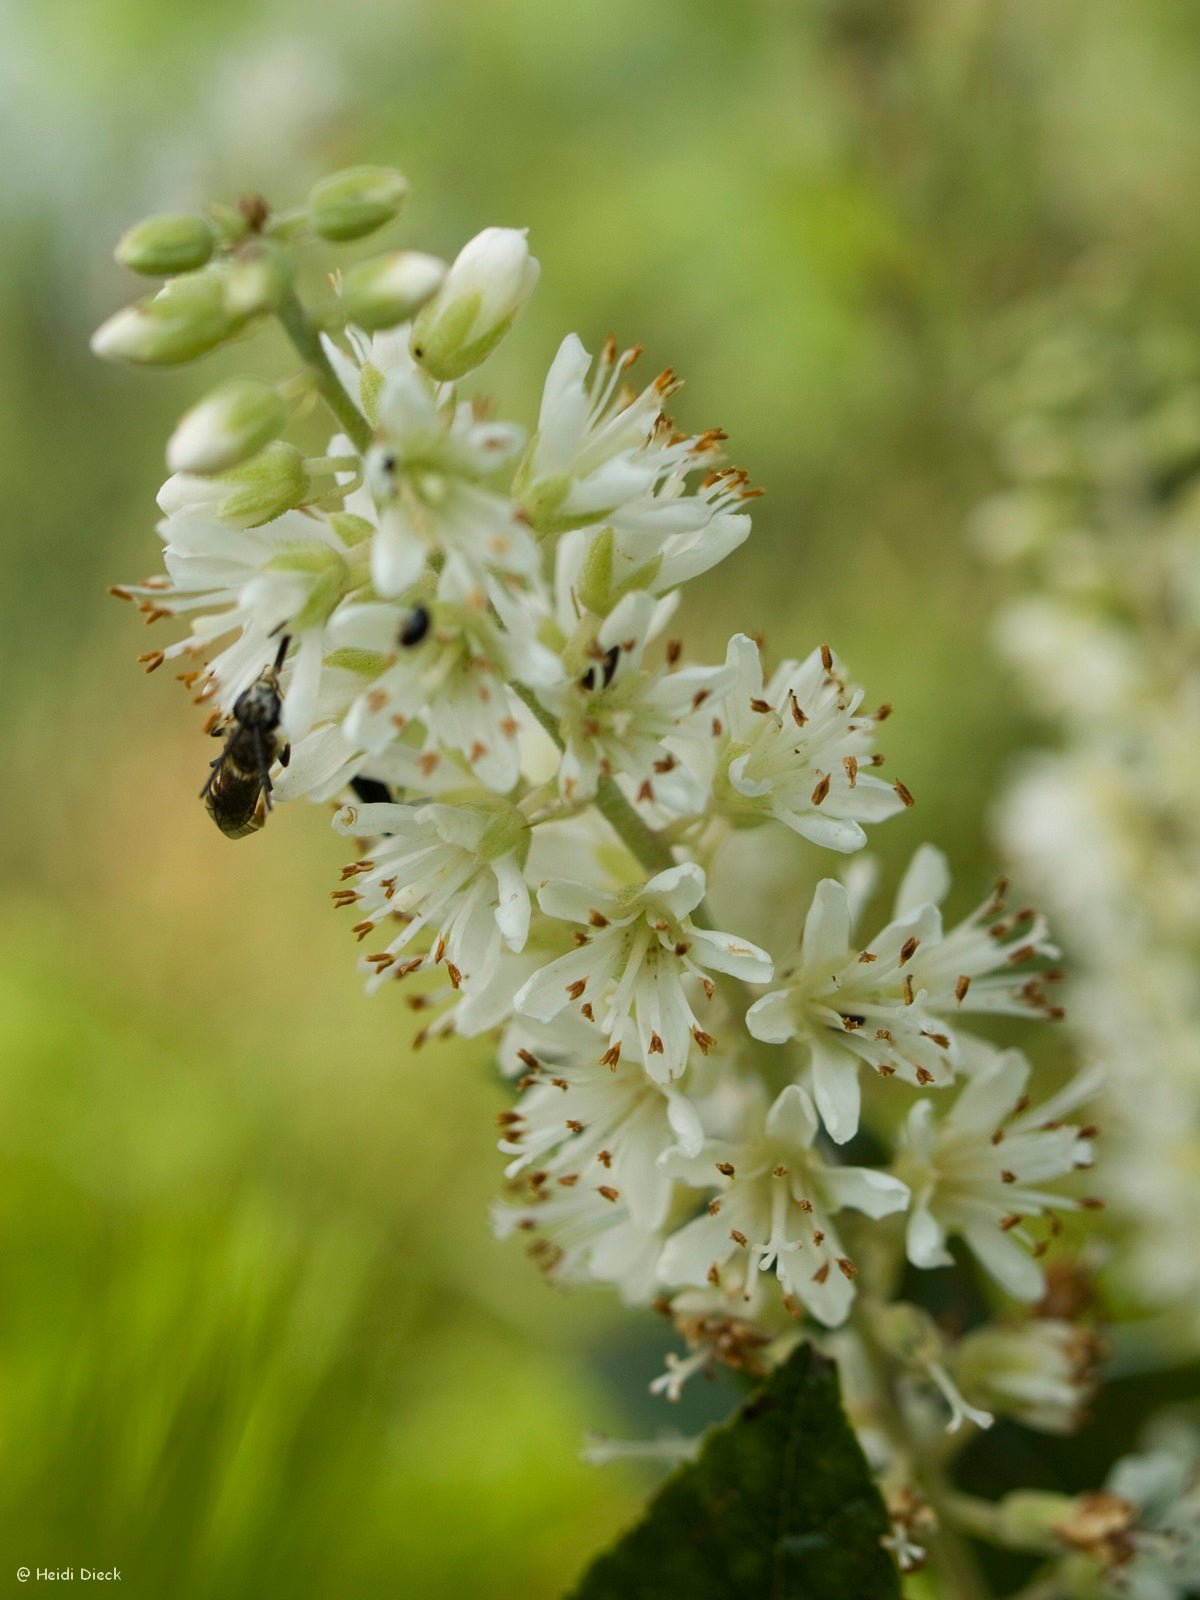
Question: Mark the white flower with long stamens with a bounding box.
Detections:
[715,634,911,851]
[114,504,364,738]
[659,1084,909,1328]
[544,589,729,806]
[331,558,562,794]
[364,367,533,596]
[332,797,530,996]
[499,1051,704,1232]
[901,1049,1098,1300]
[514,861,771,1082]
[746,849,1063,1143]
[492,1172,664,1304]
[515,333,755,575]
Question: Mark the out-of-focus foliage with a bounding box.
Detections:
[3,0,1200,1594]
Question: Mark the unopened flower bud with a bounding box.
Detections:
[90,272,232,365]
[308,166,409,242]
[221,244,293,323]
[166,377,288,475]
[158,442,311,530]
[341,251,447,331]
[115,212,216,276]
[410,226,539,381]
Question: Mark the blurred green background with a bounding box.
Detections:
[3,0,1200,1593]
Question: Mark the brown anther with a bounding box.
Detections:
[819,643,833,672]
[598,1043,621,1070]
[351,920,374,941]
[922,1031,951,1049]
[900,936,919,965]
[1080,1197,1106,1210]
[991,1128,1005,1146]
[330,889,360,908]
[858,950,877,964]
[597,1185,620,1203]
[648,1032,665,1055]
[637,779,654,803]
[836,1257,857,1280]
[955,975,971,1003]
[730,1229,748,1247]
[138,650,166,673]
[915,1066,935,1086]
[874,702,893,721]
[566,979,588,1001]
[749,697,772,714]
[557,1174,579,1187]
[841,1014,864,1031]
[797,1198,813,1213]
[788,691,807,727]
[711,716,724,736]
[1008,944,1037,965]
[811,772,831,807]
[842,755,858,788]
[417,752,439,777]
[876,1063,896,1078]
[692,1027,716,1054]
[674,941,691,957]
[772,1165,787,1178]
[902,975,914,1006]
[653,753,678,774]
[691,687,711,711]
[707,1263,720,1284]
[516,1049,541,1072]
[666,638,683,666]
[894,780,915,808]
[1000,1214,1023,1231]
[716,1161,735,1177]
[708,1199,721,1216]
[550,1077,569,1092]
[597,1150,612,1168]
[812,1262,831,1284]
[587,908,609,928]
[811,1229,825,1245]
[1000,1170,1017,1184]
[580,1002,595,1022]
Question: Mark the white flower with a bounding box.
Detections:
[902,1049,1097,1299]
[746,849,1063,1143]
[410,226,540,381]
[493,1175,663,1305]
[716,635,910,851]
[658,1084,909,1327]
[114,505,364,738]
[1101,1422,1200,1599]
[952,1318,1100,1435]
[364,368,533,596]
[331,558,561,794]
[499,1053,704,1232]
[331,797,530,995]
[543,589,729,805]
[514,861,772,1082]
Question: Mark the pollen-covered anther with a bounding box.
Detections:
[692,1027,716,1053]
[811,772,831,806]
[138,650,166,673]
[955,975,971,1003]
[565,978,587,1001]
[858,950,877,964]
[787,690,807,727]
[915,1066,935,1086]
[648,1032,665,1055]
[598,1043,621,1070]
[894,780,915,808]
[330,889,360,908]
[836,1257,857,1279]
[597,1149,613,1168]
[812,1262,831,1284]
[900,936,920,965]
[749,697,772,714]
[716,1161,735,1177]
[842,754,858,788]
[351,920,374,941]
[730,1229,748,1247]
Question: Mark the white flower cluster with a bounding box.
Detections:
[100,174,1107,1584]
[976,286,1200,1337]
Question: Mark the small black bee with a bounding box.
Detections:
[201,635,291,839]
[399,603,431,648]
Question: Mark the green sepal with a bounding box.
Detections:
[116,212,215,276]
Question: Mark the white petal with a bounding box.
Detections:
[764,1083,819,1150]
[686,926,773,984]
[963,1221,1044,1300]
[643,862,706,921]
[821,1165,909,1219]
[745,990,796,1045]
[810,1035,862,1145]
[894,843,951,918]
[906,1194,953,1269]
[802,879,852,971]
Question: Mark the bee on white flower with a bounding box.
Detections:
[714,634,911,851]
[514,861,771,1082]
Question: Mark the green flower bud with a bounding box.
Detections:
[308,166,409,242]
[215,443,311,528]
[410,227,539,381]
[341,251,447,331]
[167,377,288,475]
[115,212,216,276]
[90,271,232,365]
[220,244,294,323]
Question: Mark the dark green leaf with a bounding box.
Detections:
[569,1343,900,1600]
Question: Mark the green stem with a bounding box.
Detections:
[855,1317,995,1600]
[276,290,373,453]
[510,683,676,876]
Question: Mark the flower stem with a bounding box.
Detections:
[275,290,373,454]
[509,683,677,876]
